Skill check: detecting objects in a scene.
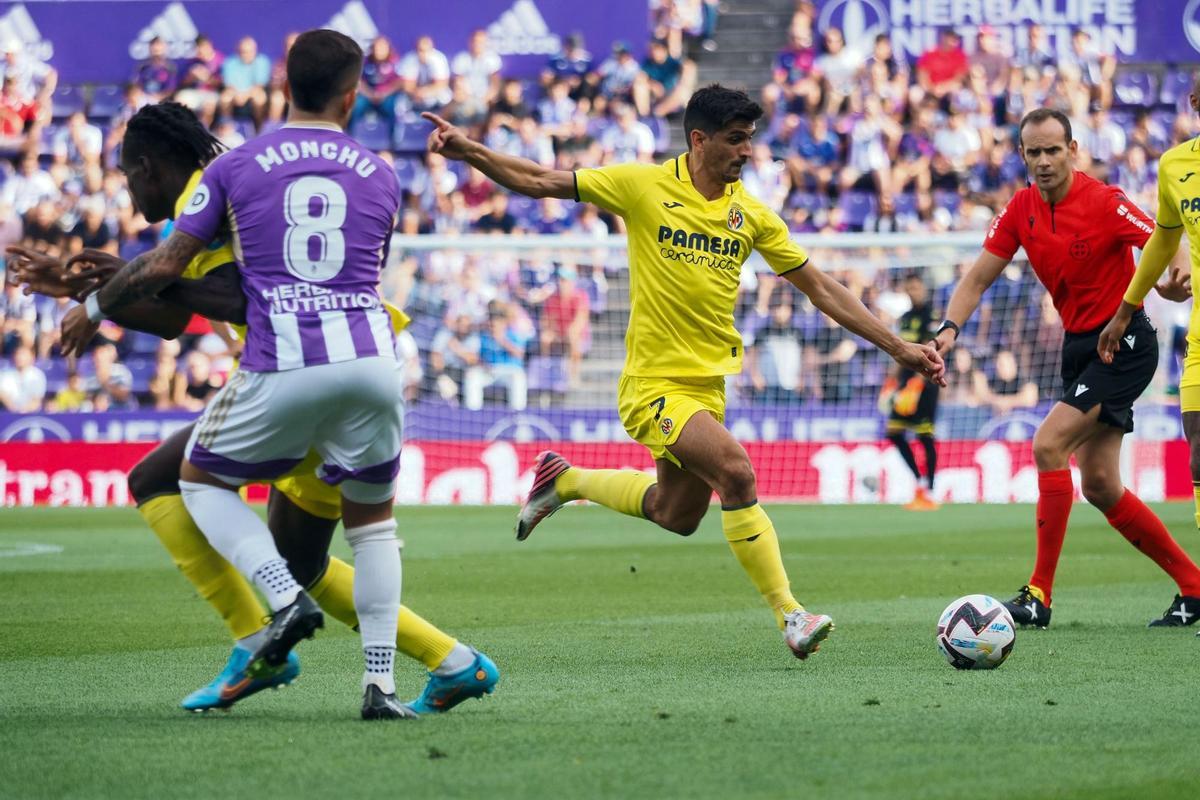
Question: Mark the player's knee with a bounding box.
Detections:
[714,459,756,504]
[127,456,175,505]
[1080,473,1120,509]
[1031,433,1066,471]
[661,510,704,536]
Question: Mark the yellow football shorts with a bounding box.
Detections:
[617,374,726,467]
[268,449,343,521]
[1181,332,1200,413]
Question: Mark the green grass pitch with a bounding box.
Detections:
[3,503,1199,799]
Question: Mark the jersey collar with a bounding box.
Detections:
[172,169,204,220]
[673,152,738,200]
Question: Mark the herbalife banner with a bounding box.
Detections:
[0,0,648,85]
[813,0,1200,64]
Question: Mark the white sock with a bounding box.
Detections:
[236,628,268,652]
[252,559,302,610]
[179,479,299,611]
[344,519,401,695]
[363,645,396,694]
[433,643,476,676]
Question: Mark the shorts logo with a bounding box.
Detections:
[727,204,745,231]
[184,184,210,215]
[1075,383,1089,397]
[660,417,674,436]
[1124,334,1136,349]
[1069,239,1090,260]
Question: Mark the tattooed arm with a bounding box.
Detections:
[90,230,208,316]
[59,230,210,356]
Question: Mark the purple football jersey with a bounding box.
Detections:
[175,123,400,372]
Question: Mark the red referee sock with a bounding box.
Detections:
[1105,490,1200,597]
[1029,469,1074,605]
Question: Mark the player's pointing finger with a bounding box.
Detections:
[420,111,451,130]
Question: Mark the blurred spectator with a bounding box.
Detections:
[220,36,270,128]
[971,27,1009,95]
[841,95,900,196]
[442,74,490,128]
[974,349,1039,415]
[353,36,405,128]
[429,313,480,403]
[601,104,655,164]
[445,258,497,323]
[531,196,571,234]
[540,265,590,385]
[1128,109,1169,160]
[490,78,531,124]
[132,36,178,103]
[1,38,56,125]
[267,32,298,123]
[544,33,595,100]
[766,29,819,119]
[740,144,789,212]
[0,343,45,411]
[147,339,180,410]
[537,79,577,138]
[67,197,116,255]
[1064,29,1115,105]
[932,109,983,188]
[395,327,423,403]
[22,200,65,256]
[3,153,59,214]
[513,116,555,167]
[1015,24,1055,73]
[787,113,838,195]
[916,29,968,102]
[105,367,140,411]
[400,35,452,111]
[2,282,37,353]
[805,311,858,403]
[744,289,801,401]
[176,34,225,126]
[475,190,517,234]
[213,118,246,149]
[52,111,102,170]
[814,26,860,114]
[1083,105,1126,178]
[452,29,502,106]
[597,41,641,105]
[637,38,694,117]
[0,75,36,151]
[174,351,220,412]
[466,300,530,410]
[48,370,87,412]
[1113,144,1152,195]
[942,347,985,407]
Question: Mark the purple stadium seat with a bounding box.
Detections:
[127,330,161,355]
[351,114,391,151]
[892,192,918,216]
[788,191,825,212]
[1160,69,1193,106]
[88,85,123,120]
[643,117,670,153]
[1113,70,1157,107]
[934,190,961,215]
[51,85,86,119]
[839,192,876,228]
[393,156,422,192]
[126,356,155,391]
[392,114,435,153]
[506,194,536,222]
[527,355,568,394]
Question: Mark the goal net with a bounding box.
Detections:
[385,232,1181,505]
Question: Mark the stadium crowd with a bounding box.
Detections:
[0,0,1196,415]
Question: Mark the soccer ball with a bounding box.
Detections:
[936,594,1016,670]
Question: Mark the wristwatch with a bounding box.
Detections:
[934,319,960,339]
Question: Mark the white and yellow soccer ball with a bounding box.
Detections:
[936,594,1016,670]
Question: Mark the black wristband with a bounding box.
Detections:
[935,320,960,339]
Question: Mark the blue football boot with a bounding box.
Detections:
[404,649,499,715]
[181,645,300,712]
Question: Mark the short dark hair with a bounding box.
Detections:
[124,101,224,172]
[683,84,763,148]
[1018,108,1072,146]
[287,29,363,113]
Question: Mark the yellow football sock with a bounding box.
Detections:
[1193,483,1200,530]
[722,503,803,629]
[556,468,655,518]
[308,556,458,671]
[139,494,265,640]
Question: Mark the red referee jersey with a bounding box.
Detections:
[983,170,1154,333]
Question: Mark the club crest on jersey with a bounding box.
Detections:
[660,417,674,436]
[1069,239,1090,260]
[727,204,745,231]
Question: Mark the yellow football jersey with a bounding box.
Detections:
[1154,138,1200,329]
[576,153,808,377]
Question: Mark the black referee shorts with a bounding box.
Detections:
[1059,310,1157,433]
[887,382,939,435]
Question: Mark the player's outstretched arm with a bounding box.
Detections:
[932,249,1009,358]
[783,264,945,385]
[422,112,576,200]
[1098,224,1185,363]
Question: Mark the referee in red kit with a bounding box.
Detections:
[933,108,1200,630]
